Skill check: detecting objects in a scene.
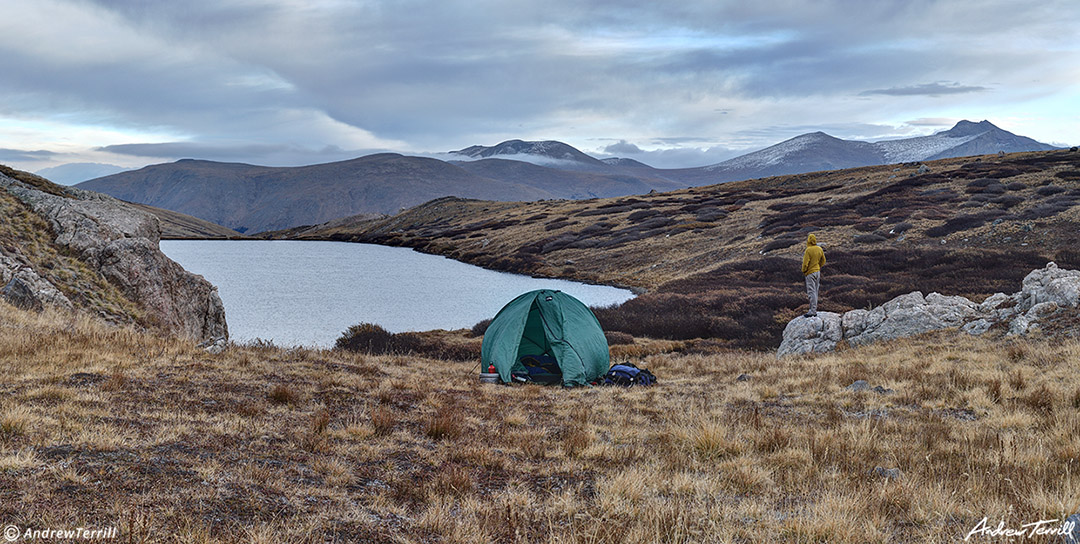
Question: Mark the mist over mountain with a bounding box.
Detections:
[35,162,129,185]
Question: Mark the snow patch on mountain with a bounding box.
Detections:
[704,132,822,171]
[873,132,984,163]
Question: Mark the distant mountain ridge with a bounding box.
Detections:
[35,162,129,185]
[451,140,607,168]
[670,120,1059,184]
[74,120,1057,234]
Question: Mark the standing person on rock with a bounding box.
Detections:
[802,233,826,318]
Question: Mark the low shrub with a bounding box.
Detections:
[888,222,913,234]
[604,331,634,345]
[695,209,727,222]
[1019,203,1074,220]
[989,195,1025,208]
[627,210,661,222]
[1036,185,1066,197]
[924,212,1004,237]
[335,323,394,353]
[853,234,887,244]
[470,318,492,337]
[761,238,801,253]
[335,323,479,361]
[853,220,882,233]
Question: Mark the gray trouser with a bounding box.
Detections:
[805,271,820,314]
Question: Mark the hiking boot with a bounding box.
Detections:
[803,312,817,318]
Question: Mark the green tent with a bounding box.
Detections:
[481,289,609,387]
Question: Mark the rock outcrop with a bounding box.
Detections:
[778,262,1080,357]
[1,172,227,342]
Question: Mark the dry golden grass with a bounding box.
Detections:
[3,300,1080,542]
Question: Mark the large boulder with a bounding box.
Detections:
[776,312,843,358]
[0,174,227,342]
[1017,262,1080,311]
[777,262,1080,357]
[842,291,982,346]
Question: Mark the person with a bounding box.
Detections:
[801,233,826,317]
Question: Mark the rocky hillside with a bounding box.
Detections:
[0,164,227,342]
[274,149,1080,349]
[128,202,249,239]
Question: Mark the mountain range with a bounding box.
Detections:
[75,120,1058,233]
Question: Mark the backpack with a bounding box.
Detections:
[600,363,656,387]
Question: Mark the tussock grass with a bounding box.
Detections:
[4,300,1080,541]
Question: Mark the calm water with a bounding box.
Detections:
[160,240,634,347]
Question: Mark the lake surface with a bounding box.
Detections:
[160,240,635,348]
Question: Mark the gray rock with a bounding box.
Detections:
[776,312,843,357]
[961,319,993,336]
[870,466,902,480]
[1018,262,1080,311]
[872,385,894,394]
[0,254,73,312]
[1063,513,1080,543]
[978,292,1011,313]
[736,373,750,382]
[842,291,972,347]
[778,262,1080,357]
[199,336,228,354]
[2,277,43,311]
[846,380,869,392]
[0,173,227,341]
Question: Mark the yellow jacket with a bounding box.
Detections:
[802,234,825,276]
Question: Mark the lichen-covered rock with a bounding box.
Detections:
[839,291,982,348]
[0,173,227,341]
[1017,262,1080,311]
[776,312,843,357]
[961,319,993,336]
[0,253,73,311]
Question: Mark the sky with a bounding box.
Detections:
[0,0,1077,175]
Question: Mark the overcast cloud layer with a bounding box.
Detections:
[0,0,1077,172]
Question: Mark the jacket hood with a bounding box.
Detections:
[807,234,817,246]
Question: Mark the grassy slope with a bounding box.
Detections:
[4,301,1080,542]
[279,150,1080,349]
[128,202,249,240]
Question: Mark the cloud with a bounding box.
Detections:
[0,0,1077,169]
[860,82,989,97]
[905,117,959,127]
[0,148,58,163]
[97,142,383,166]
[602,140,644,154]
[592,143,742,169]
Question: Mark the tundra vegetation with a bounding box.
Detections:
[3,303,1080,542]
[4,151,1080,541]
[277,149,1080,350]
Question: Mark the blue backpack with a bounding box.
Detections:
[600,363,656,387]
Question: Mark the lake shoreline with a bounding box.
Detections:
[161,239,635,348]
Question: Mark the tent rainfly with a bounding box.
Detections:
[481,289,609,387]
